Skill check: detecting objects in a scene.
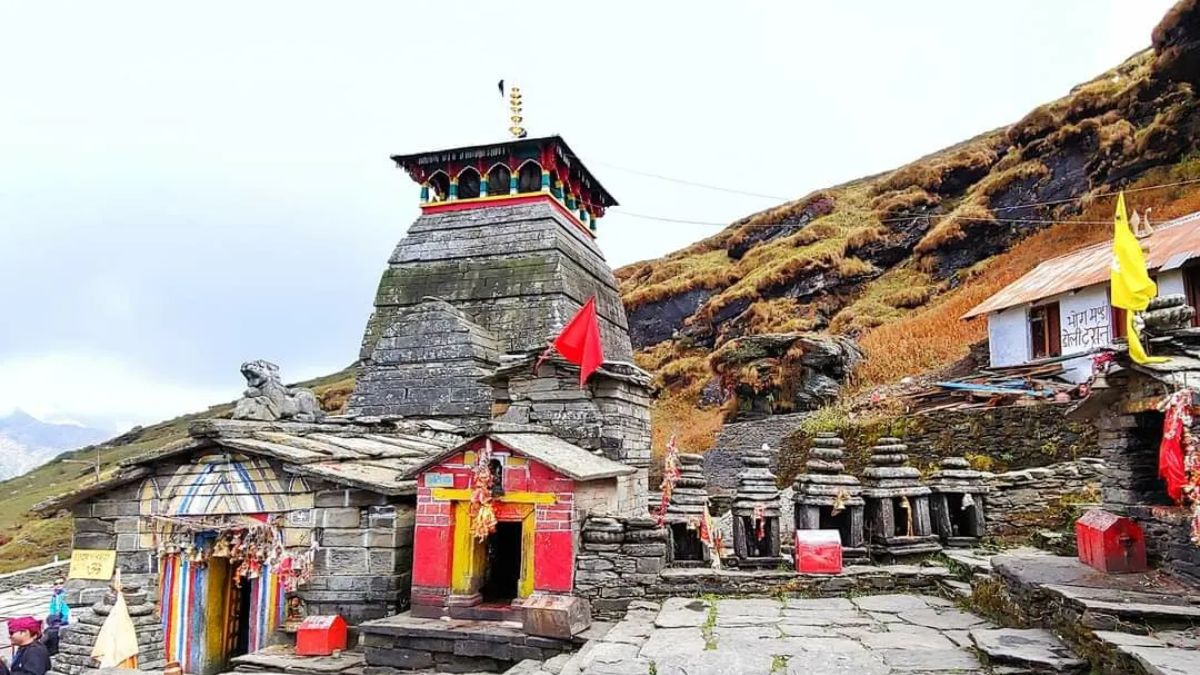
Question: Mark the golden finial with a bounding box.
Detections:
[508,84,527,139]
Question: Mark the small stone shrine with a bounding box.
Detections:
[664,453,712,566]
[861,437,941,560]
[793,432,867,563]
[927,456,989,547]
[731,444,784,567]
[51,583,164,675]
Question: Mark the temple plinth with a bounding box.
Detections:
[793,432,867,563]
[861,437,941,560]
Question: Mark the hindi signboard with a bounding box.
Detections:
[67,549,116,580]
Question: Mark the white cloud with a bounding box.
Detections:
[0,352,237,432]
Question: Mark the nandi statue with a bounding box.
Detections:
[232,360,324,422]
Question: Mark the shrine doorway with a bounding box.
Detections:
[481,521,523,602]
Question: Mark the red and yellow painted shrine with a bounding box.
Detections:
[406,432,635,618]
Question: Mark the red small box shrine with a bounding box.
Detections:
[795,529,843,574]
[296,615,348,656]
[1075,509,1147,574]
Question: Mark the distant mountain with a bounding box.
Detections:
[0,410,111,480]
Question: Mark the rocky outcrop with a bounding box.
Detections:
[1153,0,1200,86]
[709,333,862,416]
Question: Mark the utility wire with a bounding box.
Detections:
[608,176,1200,230]
[592,160,792,201]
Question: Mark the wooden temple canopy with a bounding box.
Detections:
[391,135,618,217]
[35,418,464,514]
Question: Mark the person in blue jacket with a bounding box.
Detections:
[46,579,68,627]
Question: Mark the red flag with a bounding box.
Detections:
[553,297,605,386]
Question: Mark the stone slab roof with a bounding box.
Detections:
[406,431,636,482]
[36,418,463,513]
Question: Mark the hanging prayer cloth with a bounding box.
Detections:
[469,439,498,541]
[656,435,681,526]
[1158,389,1194,503]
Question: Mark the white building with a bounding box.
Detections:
[963,211,1200,383]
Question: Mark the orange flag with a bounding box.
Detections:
[553,297,606,386]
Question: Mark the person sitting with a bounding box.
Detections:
[47,578,69,626]
[2,616,50,675]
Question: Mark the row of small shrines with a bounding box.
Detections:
[661,433,988,569]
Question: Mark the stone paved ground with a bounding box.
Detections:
[512,594,999,675]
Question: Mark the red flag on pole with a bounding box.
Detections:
[550,296,605,387]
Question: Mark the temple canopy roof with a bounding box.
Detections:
[36,418,465,513]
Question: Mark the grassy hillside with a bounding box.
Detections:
[621,1,1200,453]
[0,368,356,573]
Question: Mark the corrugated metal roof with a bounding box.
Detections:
[963,211,1200,319]
[406,432,637,482]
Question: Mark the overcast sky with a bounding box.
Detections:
[0,1,1179,432]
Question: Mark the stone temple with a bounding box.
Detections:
[348,135,631,424]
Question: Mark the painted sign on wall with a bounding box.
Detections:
[68,549,117,580]
[1061,304,1111,352]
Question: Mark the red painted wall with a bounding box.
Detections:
[410,439,581,603]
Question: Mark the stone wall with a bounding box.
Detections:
[0,560,69,593]
[775,402,1099,488]
[984,458,1105,537]
[69,459,418,625]
[1097,371,1200,583]
[574,516,668,619]
[703,413,810,494]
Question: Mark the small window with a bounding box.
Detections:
[457,168,481,199]
[517,162,542,193]
[428,172,450,202]
[1030,302,1061,359]
[487,164,511,195]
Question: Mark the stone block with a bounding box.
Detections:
[369,550,397,574]
[319,507,363,529]
[364,647,433,670]
[74,532,115,550]
[115,534,139,552]
[320,548,370,575]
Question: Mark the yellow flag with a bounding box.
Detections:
[1109,192,1167,364]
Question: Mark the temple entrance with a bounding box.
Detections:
[1129,411,1171,505]
[890,498,910,537]
[819,506,853,544]
[945,494,981,538]
[481,521,523,602]
[231,575,253,659]
[737,516,776,558]
[670,523,706,562]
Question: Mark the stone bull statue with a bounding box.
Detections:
[232,360,324,422]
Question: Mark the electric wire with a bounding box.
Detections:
[607,176,1200,230]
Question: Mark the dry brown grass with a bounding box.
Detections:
[846,225,885,249]
[973,160,1052,200]
[914,201,995,254]
[650,395,726,459]
[829,267,936,335]
[740,298,825,334]
[622,249,738,309]
[1007,105,1060,146]
[875,147,999,195]
[871,186,941,220]
[837,257,877,278]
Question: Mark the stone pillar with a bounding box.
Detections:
[731,445,783,568]
[927,457,989,547]
[861,437,940,561]
[663,454,711,567]
[792,432,867,563]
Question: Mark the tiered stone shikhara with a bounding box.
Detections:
[731,444,784,567]
[51,584,164,675]
[928,456,989,547]
[861,437,941,560]
[663,453,712,566]
[793,432,867,563]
